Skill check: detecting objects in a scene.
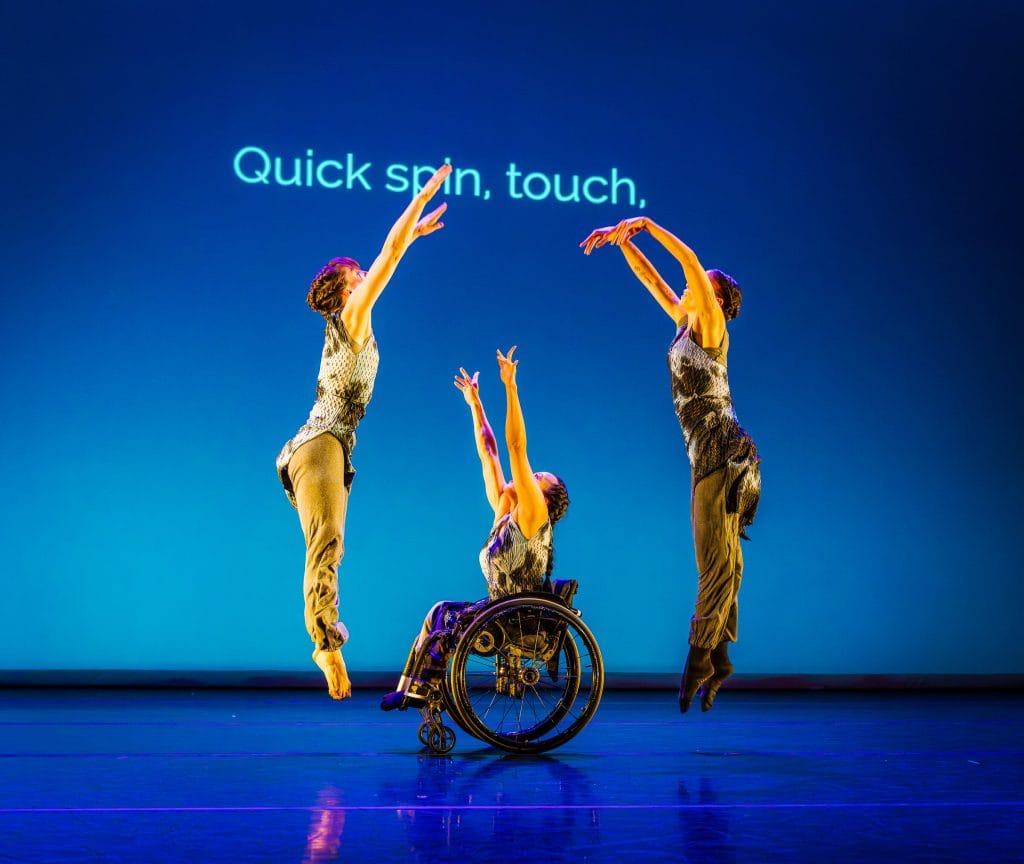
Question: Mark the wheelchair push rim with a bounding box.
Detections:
[446,596,604,754]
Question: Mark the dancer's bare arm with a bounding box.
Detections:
[342,163,451,345]
[454,368,506,514]
[624,218,723,339]
[619,239,686,326]
[496,347,548,539]
[582,223,685,325]
[583,217,719,341]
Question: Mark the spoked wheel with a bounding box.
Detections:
[446,596,603,754]
[417,720,432,747]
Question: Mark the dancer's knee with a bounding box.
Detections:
[308,529,344,568]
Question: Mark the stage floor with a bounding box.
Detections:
[0,688,1021,862]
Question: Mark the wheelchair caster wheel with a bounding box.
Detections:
[428,724,456,754]
[417,721,432,747]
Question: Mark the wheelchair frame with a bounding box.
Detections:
[411,581,604,754]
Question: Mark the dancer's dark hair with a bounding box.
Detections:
[307,257,361,314]
[708,269,742,321]
[542,476,569,581]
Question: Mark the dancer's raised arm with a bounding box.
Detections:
[607,234,685,325]
[342,163,451,345]
[583,216,723,344]
[454,368,506,514]
[621,239,685,324]
[496,347,548,539]
[635,219,722,329]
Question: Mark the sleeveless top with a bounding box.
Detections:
[479,514,553,598]
[276,312,380,505]
[668,325,761,529]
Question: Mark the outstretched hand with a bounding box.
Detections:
[579,216,648,254]
[579,226,615,255]
[609,216,647,245]
[415,202,446,238]
[453,367,480,405]
[418,163,452,200]
[496,346,518,385]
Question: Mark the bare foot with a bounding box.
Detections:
[312,648,352,700]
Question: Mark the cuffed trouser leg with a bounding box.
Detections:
[396,601,472,692]
[290,434,350,652]
[688,467,744,650]
[395,603,444,692]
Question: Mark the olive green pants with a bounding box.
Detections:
[289,434,350,651]
[689,467,743,649]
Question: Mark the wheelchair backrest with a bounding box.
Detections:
[548,579,578,607]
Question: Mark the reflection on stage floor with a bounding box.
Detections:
[0,689,1021,862]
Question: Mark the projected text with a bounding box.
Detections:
[233,148,646,209]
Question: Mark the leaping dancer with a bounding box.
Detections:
[582,217,761,712]
[276,164,451,699]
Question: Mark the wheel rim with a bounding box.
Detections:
[428,724,456,754]
[448,597,603,754]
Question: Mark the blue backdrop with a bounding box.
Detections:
[2,1,1021,676]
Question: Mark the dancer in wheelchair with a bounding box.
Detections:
[380,347,570,711]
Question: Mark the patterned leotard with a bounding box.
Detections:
[276,313,379,504]
[668,326,761,530]
[479,514,553,598]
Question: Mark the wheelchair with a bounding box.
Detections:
[409,580,604,755]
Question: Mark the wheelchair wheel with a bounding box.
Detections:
[446,596,603,754]
[417,720,432,747]
[427,724,456,754]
